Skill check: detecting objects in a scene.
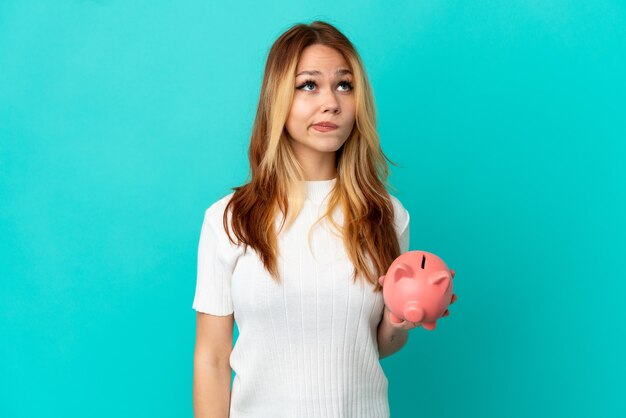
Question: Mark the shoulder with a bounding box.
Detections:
[202,192,236,239]
[201,192,242,253]
[388,194,410,232]
[205,192,235,220]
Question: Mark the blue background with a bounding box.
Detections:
[1,1,624,417]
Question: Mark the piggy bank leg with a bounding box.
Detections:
[422,322,437,331]
[388,312,404,324]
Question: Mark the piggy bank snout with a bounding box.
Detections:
[404,303,424,323]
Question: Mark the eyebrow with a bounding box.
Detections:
[296,68,352,77]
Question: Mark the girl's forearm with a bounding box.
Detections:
[193,361,231,418]
[377,317,408,359]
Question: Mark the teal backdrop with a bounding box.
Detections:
[1,1,624,417]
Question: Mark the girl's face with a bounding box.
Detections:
[285,44,356,166]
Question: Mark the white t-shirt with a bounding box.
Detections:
[193,177,410,418]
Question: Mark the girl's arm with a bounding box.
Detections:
[193,312,234,418]
[377,306,409,359]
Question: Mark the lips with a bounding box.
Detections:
[312,121,338,128]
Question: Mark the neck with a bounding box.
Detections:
[288,139,337,180]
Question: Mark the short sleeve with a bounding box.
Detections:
[192,196,239,316]
[390,194,410,254]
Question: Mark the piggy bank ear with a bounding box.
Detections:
[429,271,451,292]
[393,262,414,283]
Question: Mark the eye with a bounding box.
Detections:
[296,79,317,91]
[338,80,353,92]
[295,79,354,92]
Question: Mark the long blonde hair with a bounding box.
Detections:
[223,20,401,292]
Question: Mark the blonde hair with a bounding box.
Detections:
[224,21,401,292]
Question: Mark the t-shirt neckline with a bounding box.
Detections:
[302,177,337,204]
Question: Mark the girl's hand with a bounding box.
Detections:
[383,305,421,330]
[385,269,457,330]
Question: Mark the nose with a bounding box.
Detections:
[321,88,340,114]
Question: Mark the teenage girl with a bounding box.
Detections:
[192,20,457,418]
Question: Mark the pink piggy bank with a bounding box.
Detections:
[378,251,455,331]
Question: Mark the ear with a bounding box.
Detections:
[429,271,451,292]
[392,262,413,284]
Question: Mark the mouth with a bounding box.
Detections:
[311,122,339,132]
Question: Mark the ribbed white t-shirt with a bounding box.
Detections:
[192,177,410,418]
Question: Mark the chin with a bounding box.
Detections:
[311,142,346,153]
[309,135,347,147]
